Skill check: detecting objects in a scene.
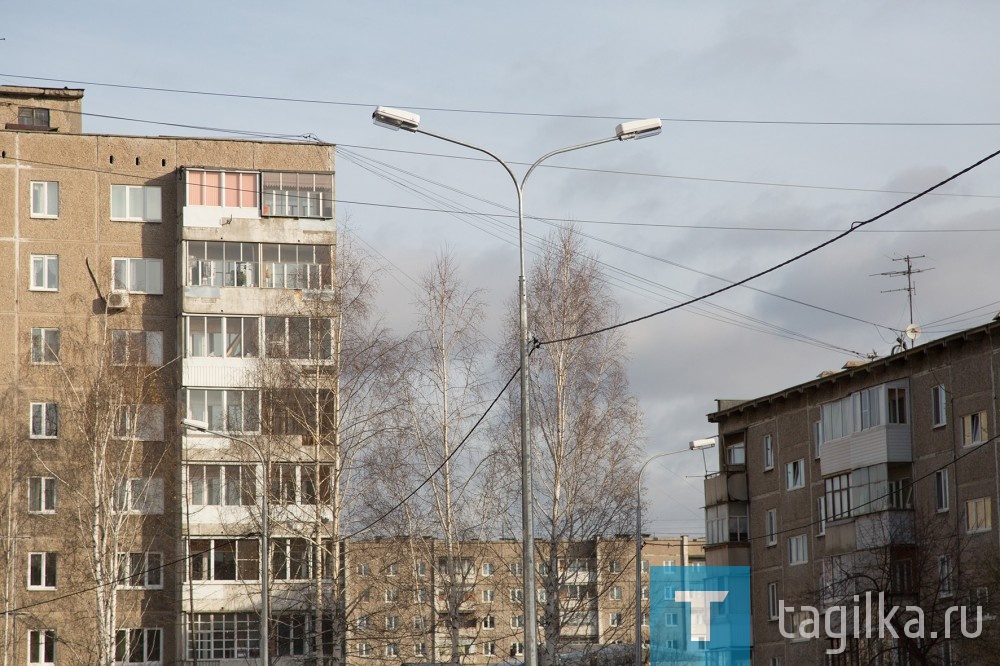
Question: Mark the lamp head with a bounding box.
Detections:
[182,418,209,432]
[689,437,718,450]
[615,118,662,141]
[373,106,421,132]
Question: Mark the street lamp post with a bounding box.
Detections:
[634,437,716,666]
[183,419,270,666]
[372,107,661,666]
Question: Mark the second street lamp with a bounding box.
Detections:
[183,418,270,665]
[373,106,661,666]
[635,437,716,666]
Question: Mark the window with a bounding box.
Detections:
[111,185,162,222]
[385,616,400,630]
[117,552,163,589]
[115,478,164,514]
[115,405,165,441]
[30,402,59,438]
[264,316,334,359]
[115,628,162,665]
[609,559,622,573]
[189,465,256,506]
[186,169,258,208]
[30,328,60,363]
[665,613,678,627]
[825,473,851,521]
[888,478,913,509]
[483,642,496,656]
[966,497,992,533]
[187,240,259,287]
[510,589,523,603]
[262,243,332,290]
[356,563,370,577]
[765,509,777,546]
[887,387,907,424]
[610,586,622,601]
[112,258,163,294]
[30,255,59,291]
[962,411,989,447]
[938,555,953,596]
[275,615,307,657]
[271,538,312,580]
[28,477,56,513]
[768,582,779,620]
[726,441,745,465]
[482,616,495,630]
[28,552,57,589]
[813,420,823,458]
[189,539,259,581]
[481,562,495,576]
[932,385,947,427]
[609,612,622,627]
[187,316,259,358]
[186,388,260,433]
[386,562,399,576]
[511,615,524,629]
[27,630,55,665]
[641,560,649,573]
[785,459,805,490]
[788,535,808,565]
[509,563,523,576]
[850,465,889,516]
[641,586,649,600]
[415,561,427,577]
[385,588,399,602]
[188,613,260,660]
[763,434,774,470]
[111,330,163,366]
[642,613,649,627]
[482,589,495,603]
[817,497,826,536]
[19,107,49,128]
[414,589,427,603]
[261,171,333,218]
[416,643,428,658]
[267,464,334,505]
[357,643,371,658]
[935,470,950,512]
[512,643,524,657]
[356,616,371,631]
[30,182,59,218]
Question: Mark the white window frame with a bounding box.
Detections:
[28,477,57,513]
[111,184,162,222]
[962,411,989,447]
[931,385,947,427]
[817,497,827,536]
[115,478,164,515]
[763,434,774,471]
[610,586,622,601]
[111,330,164,366]
[384,588,398,602]
[765,509,777,547]
[29,255,59,291]
[512,642,524,657]
[416,561,427,577]
[386,562,399,577]
[30,328,60,364]
[785,459,805,491]
[938,555,953,597]
[509,562,523,576]
[935,470,950,512]
[30,181,59,218]
[609,612,622,627]
[115,404,165,441]
[115,627,163,665]
[609,559,622,573]
[482,589,495,603]
[27,629,55,665]
[482,615,495,630]
[357,643,372,657]
[788,534,808,566]
[481,562,494,576]
[28,552,57,589]
[510,589,523,603]
[767,582,779,620]
[511,614,524,629]
[966,497,992,533]
[112,257,163,295]
[385,615,400,631]
[117,552,163,589]
[30,402,59,439]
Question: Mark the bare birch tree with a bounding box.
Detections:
[492,227,644,666]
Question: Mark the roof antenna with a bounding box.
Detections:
[873,255,931,351]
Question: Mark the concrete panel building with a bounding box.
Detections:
[704,319,1000,665]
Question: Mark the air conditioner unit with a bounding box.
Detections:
[107,289,130,310]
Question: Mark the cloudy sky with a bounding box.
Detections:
[6,1,1000,536]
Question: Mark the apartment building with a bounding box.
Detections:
[1,85,336,664]
[344,535,705,666]
[704,319,1000,664]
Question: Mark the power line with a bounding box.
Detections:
[538,146,1000,348]
[5,72,1000,126]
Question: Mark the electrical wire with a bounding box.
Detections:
[6,72,1000,126]
[538,146,1000,347]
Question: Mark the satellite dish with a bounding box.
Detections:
[905,324,921,341]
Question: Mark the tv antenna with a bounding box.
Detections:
[873,255,932,350]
